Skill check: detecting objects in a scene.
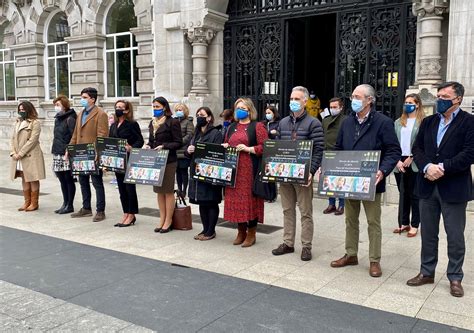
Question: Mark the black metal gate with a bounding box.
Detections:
[224,0,417,119]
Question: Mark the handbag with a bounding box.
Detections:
[252,159,277,201]
[171,190,193,230]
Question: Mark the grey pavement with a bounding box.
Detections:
[0,226,469,332]
[1,151,474,331]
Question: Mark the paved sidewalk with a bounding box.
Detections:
[0,226,468,332]
[1,151,473,331]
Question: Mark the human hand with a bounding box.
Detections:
[425,164,444,181]
[303,173,313,187]
[125,144,132,152]
[236,144,249,152]
[154,145,163,150]
[221,143,229,149]
[143,144,151,150]
[396,161,405,173]
[375,170,384,185]
[402,157,413,168]
[270,129,277,135]
[187,145,195,154]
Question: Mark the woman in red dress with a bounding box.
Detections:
[223,97,268,247]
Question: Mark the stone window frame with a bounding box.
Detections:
[104,31,138,98]
[0,48,16,101]
[44,9,71,100]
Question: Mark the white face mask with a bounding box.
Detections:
[55,106,63,112]
[310,94,316,99]
[330,108,341,116]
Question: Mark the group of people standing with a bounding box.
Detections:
[9,81,473,298]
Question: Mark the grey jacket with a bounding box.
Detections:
[277,110,324,175]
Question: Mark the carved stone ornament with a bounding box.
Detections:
[419,58,442,76]
[412,0,449,17]
[12,0,32,7]
[186,28,216,45]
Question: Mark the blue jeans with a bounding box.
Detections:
[328,197,344,208]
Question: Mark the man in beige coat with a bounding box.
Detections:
[69,87,109,222]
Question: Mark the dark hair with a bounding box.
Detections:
[80,87,98,104]
[153,96,172,117]
[265,105,280,121]
[329,97,344,107]
[220,108,234,122]
[53,95,71,110]
[18,101,38,120]
[115,99,134,122]
[437,81,465,98]
[196,106,215,125]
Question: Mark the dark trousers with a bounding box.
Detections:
[420,186,467,281]
[55,171,76,207]
[115,172,139,214]
[176,166,189,196]
[199,202,220,236]
[78,171,105,212]
[394,162,420,228]
[328,197,345,208]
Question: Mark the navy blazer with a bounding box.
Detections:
[412,109,474,203]
[335,110,401,193]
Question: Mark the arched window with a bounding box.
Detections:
[0,24,15,101]
[105,0,138,98]
[45,12,70,99]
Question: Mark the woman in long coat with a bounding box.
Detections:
[10,101,46,211]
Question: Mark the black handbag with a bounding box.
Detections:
[252,159,277,201]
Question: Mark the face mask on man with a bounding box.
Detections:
[289,100,301,113]
[330,108,341,116]
[153,108,164,118]
[80,98,88,108]
[436,98,454,114]
[351,99,364,113]
[403,104,416,114]
[236,108,249,120]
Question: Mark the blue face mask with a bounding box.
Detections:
[436,98,453,114]
[80,98,89,108]
[404,104,416,114]
[223,120,231,127]
[236,108,249,120]
[289,100,301,113]
[351,99,364,113]
[153,108,164,118]
[265,113,273,121]
[175,111,184,118]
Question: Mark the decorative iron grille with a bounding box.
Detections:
[224,0,417,119]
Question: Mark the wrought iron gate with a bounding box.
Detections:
[224,0,417,119]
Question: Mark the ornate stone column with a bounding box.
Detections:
[185,27,216,95]
[413,0,449,85]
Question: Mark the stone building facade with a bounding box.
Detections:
[0,0,472,150]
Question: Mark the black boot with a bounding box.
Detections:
[54,203,66,214]
[59,204,74,214]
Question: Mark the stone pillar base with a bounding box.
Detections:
[182,94,222,121]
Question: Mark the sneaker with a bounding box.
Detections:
[272,243,295,256]
[93,211,106,222]
[301,247,312,261]
[71,208,93,218]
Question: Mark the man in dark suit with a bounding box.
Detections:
[407,81,474,297]
[330,84,401,278]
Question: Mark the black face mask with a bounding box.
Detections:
[196,116,208,127]
[115,109,125,117]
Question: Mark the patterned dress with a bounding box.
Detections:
[224,122,268,223]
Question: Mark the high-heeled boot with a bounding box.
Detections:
[18,189,31,211]
[25,190,39,211]
[241,226,257,247]
[233,223,247,245]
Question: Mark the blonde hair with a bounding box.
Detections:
[401,93,424,127]
[234,97,257,121]
[174,103,190,118]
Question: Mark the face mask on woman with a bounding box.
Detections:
[115,109,125,117]
[403,104,416,113]
[196,116,208,127]
[54,106,63,113]
[18,111,27,119]
[175,111,184,118]
[153,108,164,118]
[236,108,249,120]
[266,113,273,121]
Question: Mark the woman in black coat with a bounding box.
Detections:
[51,95,77,214]
[262,105,280,139]
[186,107,223,240]
[110,100,144,227]
[145,96,182,233]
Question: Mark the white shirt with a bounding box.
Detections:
[400,118,416,156]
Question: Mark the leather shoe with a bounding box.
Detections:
[323,205,337,214]
[450,280,464,297]
[330,254,358,268]
[272,243,295,256]
[406,273,434,286]
[334,207,344,216]
[301,247,312,261]
[369,262,382,277]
